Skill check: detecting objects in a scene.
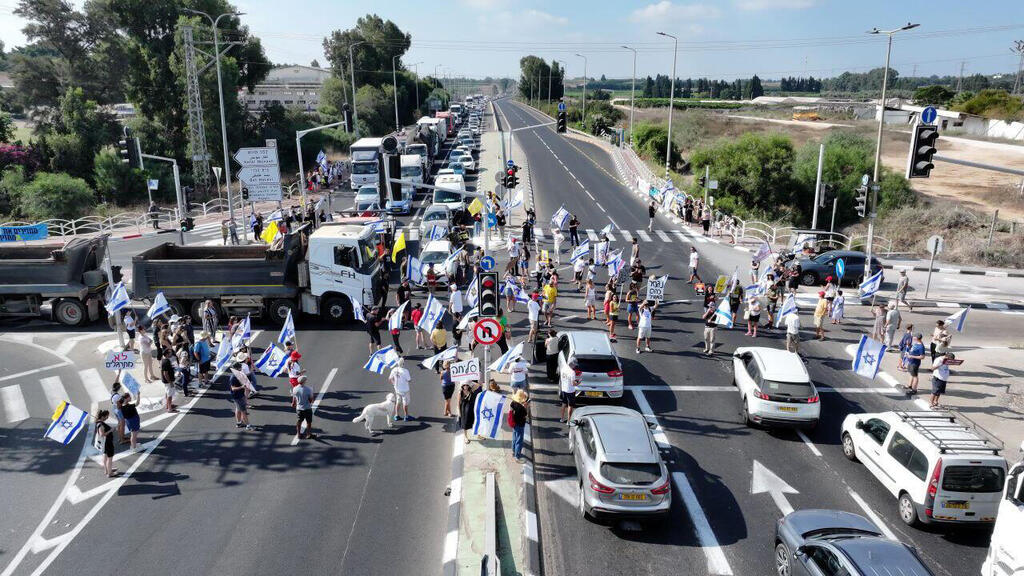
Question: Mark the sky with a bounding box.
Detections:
[2,0,1023,82]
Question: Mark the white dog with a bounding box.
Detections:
[352,393,396,433]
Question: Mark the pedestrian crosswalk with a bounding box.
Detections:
[1,368,113,424]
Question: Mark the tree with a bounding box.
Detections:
[14,171,95,219]
[310,59,320,68]
[318,75,349,121]
[632,123,683,171]
[749,75,764,99]
[0,111,14,143]
[951,89,1023,120]
[322,14,411,103]
[354,84,392,136]
[689,133,795,215]
[517,56,551,101]
[913,85,955,108]
[94,148,148,205]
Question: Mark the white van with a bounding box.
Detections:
[841,410,1007,527]
[433,174,466,212]
[400,154,424,193]
[983,442,1023,576]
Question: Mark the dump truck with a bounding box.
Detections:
[0,236,114,326]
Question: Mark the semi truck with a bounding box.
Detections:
[414,117,445,161]
[435,111,455,137]
[982,441,1024,576]
[130,224,384,324]
[349,137,385,190]
[0,236,114,326]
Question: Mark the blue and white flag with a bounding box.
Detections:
[365,219,388,233]
[504,189,523,211]
[443,246,464,271]
[594,241,610,265]
[466,274,479,307]
[502,280,529,304]
[43,401,88,446]
[231,314,251,351]
[600,221,617,235]
[407,255,425,284]
[364,346,400,374]
[249,213,257,230]
[458,307,479,330]
[775,294,798,328]
[214,336,234,373]
[255,345,289,377]
[726,267,739,295]
[754,242,772,262]
[418,294,445,332]
[852,334,885,380]
[350,295,366,322]
[551,206,570,229]
[389,300,409,332]
[501,278,518,296]
[859,270,883,299]
[945,306,969,333]
[489,340,524,372]
[472,390,507,439]
[104,282,130,314]
[570,240,590,263]
[714,299,734,328]
[744,284,764,297]
[421,345,458,370]
[607,251,626,278]
[268,210,283,222]
[316,149,328,172]
[277,309,296,345]
[427,225,448,240]
[147,292,170,319]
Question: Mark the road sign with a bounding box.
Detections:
[233,147,279,166]
[233,146,282,202]
[506,160,515,167]
[236,165,282,187]
[104,350,136,372]
[708,180,719,190]
[494,171,505,185]
[147,179,159,190]
[480,255,495,271]
[486,213,497,228]
[557,101,566,112]
[927,235,944,254]
[473,318,502,345]
[835,258,846,280]
[921,106,937,124]
[861,174,870,187]
[0,224,48,242]
[450,358,481,383]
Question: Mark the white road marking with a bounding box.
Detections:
[55,333,106,357]
[1,385,29,422]
[796,430,822,457]
[77,369,109,404]
[849,490,898,540]
[619,230,633,242]
[595,203,606,213]
[442,434,465,565]
[586,229,599,242]
[292,367,337,445]
[603,231,616,242]
[40,376,70,410]
[0,362,71,383]
[673,231,690,243]
[637,230,652,242]
[655,230,671,242]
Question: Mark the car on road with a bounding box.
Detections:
[569,406,671,522]
[789,250,883,287]
[386,188,413,215]
[354,185,379,205]
[458,137,478,151]
[840,410,1007,527]
[732,347,820,429]
[449,150,475,172]
[445,160,467,176]
[774,509,935,576]
[454,145,475,159]
[417,239,459,288]
[419,204,453,239]
[556,331,624,399]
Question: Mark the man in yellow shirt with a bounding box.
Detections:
[542,281,557,327]
[813,290,828,341]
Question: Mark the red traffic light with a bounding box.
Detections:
[507,169,514,176]
[482,278,496,288]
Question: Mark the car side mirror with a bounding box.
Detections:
[647,421,658,430]
[854,420,864,430]
[794,546,808,559]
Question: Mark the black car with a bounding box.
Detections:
[789,250,882,287]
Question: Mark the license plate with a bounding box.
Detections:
[620,493,647,501]
[943,501,969,510]
[777,406,798,412]
[585,391,603,398]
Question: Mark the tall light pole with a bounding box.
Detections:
[392,54,401,132]
[657,31,678,179]
[185,8,244,238]
[411,62,423,113]
[575,53,587,128]
[536,67,542,107]
[622,45,637,147]
[865,22,919,282]
[349,40,366,137]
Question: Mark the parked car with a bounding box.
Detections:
[775,509,935,576]
[569,406,671,522]
[556,331,624,399]
[840,410,1007,526]
[733,347,820,429]
[790,250,883,287]
[419,204,453,239]
[982,441,1024,576]
[417,239,459,288]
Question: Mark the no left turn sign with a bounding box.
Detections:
[473,318,503,345]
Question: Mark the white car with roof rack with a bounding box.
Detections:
[841,410,1007,527]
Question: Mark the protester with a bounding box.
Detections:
[701,297,718,355]
[109,382,127,444]
[192,331,212,388]
[542,279,557,327]
[606,293,620,341]
[785,310,801,354]
[568,214,580,246]
[139,326,156,383]
[931,320,952,361]
[584,279,597,321]
[386,308,404,355]
[544,330,559,382]
[440,361,455,417]
[895,270,913,311]
[830,289,845,325]
[118,383,141,451]
[745,295,762,338]
[688,247,701,284]
[647,201,657,231]
[823,276,837,315]
[728,286,743,330]
[905,333,926,394]
[200,300,218,342]
[430,324,448,373]
[458,382,480,443]
[884,302,902,350]
[871,304,886,342]
[229,366,253,431]
[94,409,117,477]
[930,352,954,408]
[292,375,316,440]
[123,310,138,352]
[496,308,510,353]
[527,293,541,342]
[410,304,425,349]
[897,324,914,371]
[625,287,640,330]
[509,389,529,462]
[366,306,383,353]
[813,291,828,340]
[389,358,413,421]
[764,277,780,328]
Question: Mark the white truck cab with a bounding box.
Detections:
[304,224,382,321]
[983,441,1024,576]
[433,174,467,212]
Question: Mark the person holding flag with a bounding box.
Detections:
[551,206,570,230]
[94,409,118,477]
[945,306,969,333]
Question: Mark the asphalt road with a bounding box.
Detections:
[493,98,995,576]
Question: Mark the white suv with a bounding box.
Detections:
[732,347,820,429]
[556,331,624,399]
[841,410,1007,527]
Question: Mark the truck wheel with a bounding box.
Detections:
[267,299,296,325]
[53,299,87,326]
[321,296,350,323]
[167,299,189,318]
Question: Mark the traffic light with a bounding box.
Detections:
[478,272,499,317]
[855,185,868,218]
[118,128,141,169]
[342,104,353,133]
[907,123,938,179]
[241,187,249,202]
[387,154,402,202]
[556,110,567,133]
[698,175,707,188]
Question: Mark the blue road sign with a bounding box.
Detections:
[557,102,566,112]
[486,213,498,228]
[506,160,515,167]
[921,106,937,124]
[481,256,495,271]
[835,258,846,280]
[0,223,48,242]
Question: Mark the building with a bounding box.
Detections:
[241,65,332,113]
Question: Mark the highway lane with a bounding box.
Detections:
[495,98,991,576]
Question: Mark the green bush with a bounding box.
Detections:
[631,123,683,171]
[631,98,743,110]
[15,172,96,220]
[951,89,1023,121]
[93,148,149,206]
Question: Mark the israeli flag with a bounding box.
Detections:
[501,278,517,296]
[231,314,251,351]
[607,249,625,277]
[350,295,366,322]
[489,340,524,372]
[466,274,479,307]
[754,242,772,262]
[503,279,529,304]
[277,309,296,345]
[214,337,234,373]
[859,270,883,299]
[570,240,590,263]
[421,345,458,370]
[473,390,507,440]
[600,221,617,235]
[268,210,283,222]
[249,213,257,230]
[744,284,764,297]
[427,225,448,240]
[551,206,570,229]
[714,299,734,328]
[317,149,328,172]
[945,306,969,333]
[444,246,464,271]
[147,292,171,319]
[418,294,445,332]
[255,346,289,377]
[366,219,388,233]
[504,189,523,211]
[104,282,130,314]
[364,346,400,374]
[726,268,739,295]
[43,401,88,446]
[389,300,409,332]
[852,334,886,380]
[407,255,425,284]
[458,307,479,330]
[775,294,798,328]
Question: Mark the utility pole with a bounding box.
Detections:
[657,32,678,179]
[349,40,366,138]
[180,26,212,200]
[956,60,966,93]
[812,143,824,229]
[622,46,637,147]
[392,55,401,133]
[575,54,587,128]
[1012,41,1024,95]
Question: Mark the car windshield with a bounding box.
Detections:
[942,466,1005,493]
[421,252,448,264]
[600,463,661,486]
[812,253,836,264]
[352,162,377,175]
[401,166,421,178]
[762,379,815,398]
[424,211,447,222]
[356,202,377,211]
[434,190,462,203]
[575,356,618,373]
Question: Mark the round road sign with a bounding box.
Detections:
[921,106,937,124]
[473,318,502,346]
[480,255,495,271]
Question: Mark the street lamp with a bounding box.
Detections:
[864,22,919,282]
[184,8,245,240]
[392,54,401,132]
[657,31,678,179]
[575,53,587,128]
[349,40,366,138]
[622,45,637,147]
[410,61,423,113]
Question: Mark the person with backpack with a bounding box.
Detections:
[508,389,530,462]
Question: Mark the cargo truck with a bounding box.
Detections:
[130,224,384,324]
[349,137,385,190]
[982,441,1024,576]
[0,236,115,326]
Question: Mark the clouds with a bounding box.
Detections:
[629,2,721,24]
[734,0,817,10]
[524,9,569,26]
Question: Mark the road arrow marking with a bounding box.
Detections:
[66,481,119,506]
[751,460,799,515]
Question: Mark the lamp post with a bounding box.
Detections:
[622,45,637,147]
[864,22,919,283]
[392,55,401,132]
[657,31,678,179]
[349,40,366,138]
[185,8,244,240]
[411,62,423,113]
[575,53,587,128]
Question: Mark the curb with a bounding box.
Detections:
[522,422,542,576]
[441,433,465,576]
[882,263,1024,278]
[868,295,1024,311]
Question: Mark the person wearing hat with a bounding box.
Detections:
[823,275,837,315]
[526,292,541,343]
[813,290,828,340]
[507,355,530,391]
[286,351,305,388]
[508,389,530,462]
[895,269,912,311]
[228,362,252,431]
[905,332,926,394]
[884,301,902,351]
[192,331,213,388]
[235,351,258,399]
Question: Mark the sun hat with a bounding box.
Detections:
[512,389,528,404]
[290,351,302,360]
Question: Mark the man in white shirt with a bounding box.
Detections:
[507,237,521,265]
[688,247,701,284]
[558,354,576,424]
[635,302,653,353]
[552,228,564,264]
[388,358,413,421]
[527,295,541,342]
[929,352,952,408]
[573,257,587,290]
[449,284,464,316]
[785,313,801,354]
[507,356,530,391]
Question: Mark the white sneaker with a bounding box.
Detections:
[645,346,652,352]
[635,348,641,354]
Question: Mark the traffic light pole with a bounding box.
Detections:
[142,153,186,246]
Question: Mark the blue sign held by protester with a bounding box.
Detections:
[486,213,497,228]
[835,258,846,280]
[481,256,495,271]
[0,223,48,242]
[921,106,937,125]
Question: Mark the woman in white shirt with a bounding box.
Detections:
[139,326,156,383]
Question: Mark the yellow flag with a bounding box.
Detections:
[467,198,484,216]
[392,230,406,262]
[260,220,279,244]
